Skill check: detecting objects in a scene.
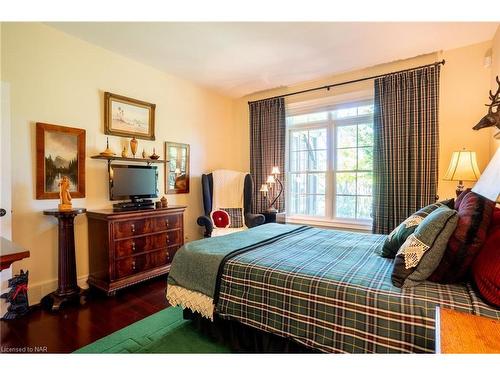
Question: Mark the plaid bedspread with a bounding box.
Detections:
[216,226,500,353]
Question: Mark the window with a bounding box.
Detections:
[286,100,374,225]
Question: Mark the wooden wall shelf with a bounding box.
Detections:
[91,155,167,164]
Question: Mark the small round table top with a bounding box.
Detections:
[43,208,87,216]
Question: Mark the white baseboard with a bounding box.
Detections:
[27,274,89,306]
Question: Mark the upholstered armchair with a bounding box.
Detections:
[197,172,265,237]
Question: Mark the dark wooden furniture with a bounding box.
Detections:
[41,208,86,312]
[435,306,500,353]
[0,237,30,271]
[87,206,186,296]
[259,211,286,224]
[260,211,277,224]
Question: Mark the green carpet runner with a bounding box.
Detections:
[75,306,230,353]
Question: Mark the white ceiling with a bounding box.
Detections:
[47,22,499,98]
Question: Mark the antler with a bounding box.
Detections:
[486,76,500,114]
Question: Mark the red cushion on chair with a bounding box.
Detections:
[211,210,231,228]
[471,208,500,307]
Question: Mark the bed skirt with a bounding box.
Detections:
[183,309,317,353]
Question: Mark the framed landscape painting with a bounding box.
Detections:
[36,123,86,199]
[104,92,156,140]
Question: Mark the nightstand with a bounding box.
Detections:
[260,211,277,224]
[435,306,500,353]
[260,211,286,224]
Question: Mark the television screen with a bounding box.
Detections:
[110,165,158,200]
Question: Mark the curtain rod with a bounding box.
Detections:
[247,59,445,105]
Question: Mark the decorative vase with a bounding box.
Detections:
[130,137,138,157]
[121,146,128,158]
[149,147,160,160]
[99,137,116,156]
[142,149,147,159]
[160,196,168,208]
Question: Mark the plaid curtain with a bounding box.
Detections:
[372,65,440,234]
[249,98,286,214]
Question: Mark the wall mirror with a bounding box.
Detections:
[164,141,190,194]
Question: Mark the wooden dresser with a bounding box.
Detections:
[87,206,186,295]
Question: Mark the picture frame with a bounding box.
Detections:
[36,122,86,199]
[164,141,190,194]
[104,91,156,140]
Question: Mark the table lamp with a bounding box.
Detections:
[443,150,481,197]
[472,147,500,203]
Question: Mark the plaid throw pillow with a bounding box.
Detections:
[220,208,244,228]
[381,199,454,258]
[391,206,458,288]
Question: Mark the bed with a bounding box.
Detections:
[166,223,500,353]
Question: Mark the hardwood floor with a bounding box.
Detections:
[0,276,169,353]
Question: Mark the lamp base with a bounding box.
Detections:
[265,207,278,214]
[455,180,465,197]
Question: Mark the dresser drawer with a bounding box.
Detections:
[115,249,170,279]
[115,232,168,258]
[153,214,182,232]
[165,229,183,247]
[113,218,155,239]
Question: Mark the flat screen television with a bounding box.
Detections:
[109,164,158,202]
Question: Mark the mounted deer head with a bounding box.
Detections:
[473,76,500,139]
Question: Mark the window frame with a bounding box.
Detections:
[285,98,374,230]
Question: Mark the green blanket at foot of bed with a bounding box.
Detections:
[167,223,304,299]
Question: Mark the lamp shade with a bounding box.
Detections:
[271,166,281,175]
[472,148,500,202]
[259,184,269,193]
[266,175,275,184]
[443,150,481,182]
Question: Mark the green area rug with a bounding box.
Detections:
[75,307,231,353]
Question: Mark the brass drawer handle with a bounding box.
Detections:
[131,241,136,251]
[131,224,135,233]
[132,260,136,270]
[166,235,169,241]
[165,219,170,226]
[166,251,170,258]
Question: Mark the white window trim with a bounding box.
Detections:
[285,95,374,228]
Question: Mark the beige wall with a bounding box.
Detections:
[439,41,493,196]
[491,26,500,154]
[1,23,244,303]
[234,41,494,201]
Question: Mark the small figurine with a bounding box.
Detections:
[58,176,72,211]
[142,149,147,159]
[121,146,128,158]
[0,270,29,320]
[160,196,168,208]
